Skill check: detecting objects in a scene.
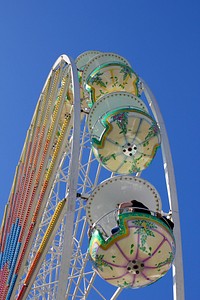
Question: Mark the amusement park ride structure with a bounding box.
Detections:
[0,51,184,299]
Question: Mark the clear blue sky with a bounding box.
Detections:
[0,1,199,299]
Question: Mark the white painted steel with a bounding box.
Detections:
[56,55,81,299]
[142,80,185,300]
[10,56,183,300]
[110,287,123,300]
[17,65,114,299]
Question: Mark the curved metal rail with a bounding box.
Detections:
[142,80,184,300]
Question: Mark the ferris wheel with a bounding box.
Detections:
[0,51,184,299]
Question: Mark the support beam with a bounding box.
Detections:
[143,80,185,300]
[56,56,81,300]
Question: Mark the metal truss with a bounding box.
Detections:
[17,115,121,300]
[7,56,183,300]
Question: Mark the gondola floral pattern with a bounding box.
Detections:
[91,109,160,174]
[86,63,141,102]
[112,112,129,134]
[89,213,175,289]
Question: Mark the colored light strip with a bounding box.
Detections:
[16,198,66,300]
[0,60,73,300]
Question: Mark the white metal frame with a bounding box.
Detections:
[143,80,185,300]
[56,55,81,299]
[11,58,184,300]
